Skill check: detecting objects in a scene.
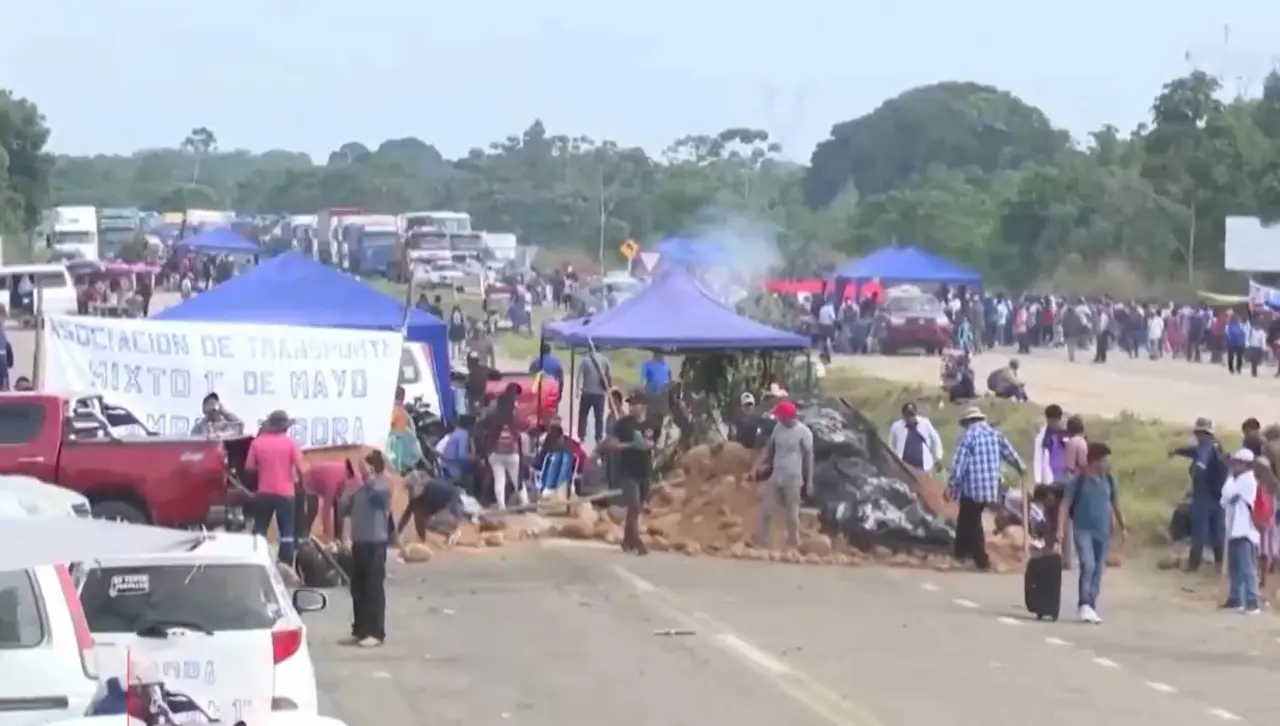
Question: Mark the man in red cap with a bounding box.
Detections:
[751,399,813,549]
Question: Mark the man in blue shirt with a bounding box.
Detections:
[1170,417,1226,572]
[639,351,671,398]
[528,342,564,405]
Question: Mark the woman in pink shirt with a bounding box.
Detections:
[302,459,357,543]
[245,410,304,564]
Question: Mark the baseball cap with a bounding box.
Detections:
[1232,448,1256,463]
[774,400,797,421]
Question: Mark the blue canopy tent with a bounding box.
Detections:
[544,271,807,350]
[832,245,982,288]
[154,252,454,418]
[654,236,731,267]
[175,227,259,255]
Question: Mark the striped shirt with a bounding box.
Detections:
[947,421,1025,503]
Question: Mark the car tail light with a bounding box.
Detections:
[271,697,299,711]
[54,565,98,679]
[272,627,303,664]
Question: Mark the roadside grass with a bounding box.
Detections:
[822,369,1224,547]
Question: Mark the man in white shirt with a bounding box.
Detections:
[888,403,943,471]
[1247,319,1268,377]
[1221,448,1261,613]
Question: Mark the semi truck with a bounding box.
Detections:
[96,208,141,259]
[342,214,400,277]
[48,206,101,261]
[314,207,362,268]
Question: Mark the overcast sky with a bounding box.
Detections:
[6,0,1280,162]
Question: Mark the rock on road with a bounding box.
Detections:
[307,542,1277,726]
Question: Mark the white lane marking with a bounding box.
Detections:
[715,633,792,675]
[995,616,1021,626]
[1145,681,1178,694]
[920,583,940,592]
[952,598,979,609]
[1091,657,1120,669]
[612,566,657,593]
[1207,707,1242,721]
[608,564,885,726]
[540,539,613,550]
[1044,636,1071,646]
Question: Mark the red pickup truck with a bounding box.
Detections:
[0,393,235,526]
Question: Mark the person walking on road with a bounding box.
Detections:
[1057,441,1127,624]
[1171,418,1227,573]
[752,400,814,550]
[602,392,656,555]
[947,406,1025,571]
[339,451,392,648]
[1247,319,1268,377]
[577,349,613,444]
[1220,448,1262,614]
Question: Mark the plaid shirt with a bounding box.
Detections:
[947,421,1024,503]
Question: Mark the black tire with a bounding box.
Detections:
[91,499,149,524]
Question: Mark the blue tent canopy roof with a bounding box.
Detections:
[654,236,730,265]
[833,245,982,286]
[544,271,807,350]
[154,252,454,417]
[176,226,259,254]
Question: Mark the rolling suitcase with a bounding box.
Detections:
[1024,552,1063,621]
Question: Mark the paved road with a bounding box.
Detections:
[839,346,1280,426]
[305,543,1271,726]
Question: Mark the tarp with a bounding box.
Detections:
[154,252,454,418]
[175,226,259,254]
[833,245,982,287]
[544,270,808,350]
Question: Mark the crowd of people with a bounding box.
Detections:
[882,397,1279,624]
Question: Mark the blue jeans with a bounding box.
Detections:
[1073,528,1110,608]
[1226,538,1260,609]
[252,494,297,565]
[1188,495,1225,569]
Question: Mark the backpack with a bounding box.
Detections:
[1253,487,1274,530]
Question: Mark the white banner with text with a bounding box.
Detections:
[43,316,403,450]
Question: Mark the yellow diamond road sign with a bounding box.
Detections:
[619,239,638,260]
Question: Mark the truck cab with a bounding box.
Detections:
[0,393,239,526]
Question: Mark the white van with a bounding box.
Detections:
[0,264,77,320]
[399,342,449,415]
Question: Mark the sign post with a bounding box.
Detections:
[619,239,638,273]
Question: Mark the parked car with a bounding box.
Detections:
[0,474,91,518]
[0,393,244,526]
[76,533,328,724]
[0,496,100,726]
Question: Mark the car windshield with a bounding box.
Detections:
[884,295,943,315]
[79,564,282,633]
[363,232,397,248]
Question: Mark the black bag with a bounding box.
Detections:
[295,540,347,588]
[1024,552,1063,621]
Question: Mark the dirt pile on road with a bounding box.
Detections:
[552,441,1026,570]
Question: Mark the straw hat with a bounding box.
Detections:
[959,406,986,422]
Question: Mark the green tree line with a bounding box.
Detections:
[5,71,1280,288]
